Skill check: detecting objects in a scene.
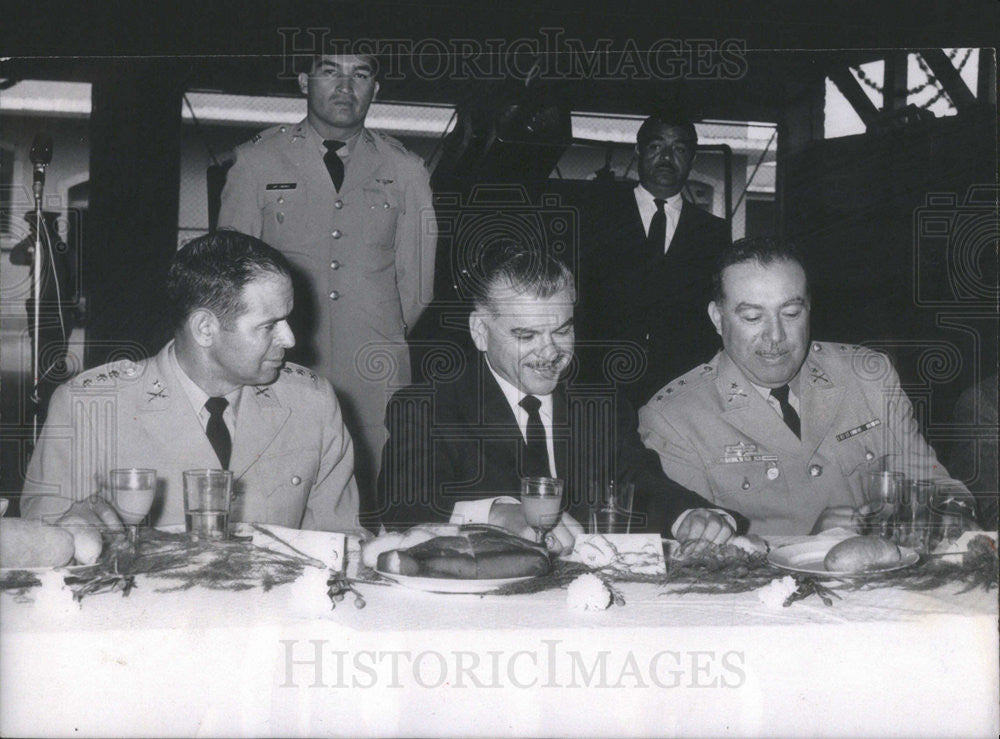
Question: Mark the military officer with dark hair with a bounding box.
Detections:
[218,52,437,514]
[639,237,975,535]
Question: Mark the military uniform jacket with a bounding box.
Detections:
[217,120,437,458]
[21,343,360,532]
[638,342,966,535]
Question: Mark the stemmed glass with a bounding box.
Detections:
[520,476,564,544]
[109,468,157,545]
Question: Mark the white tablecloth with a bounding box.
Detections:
[2,530,997,737]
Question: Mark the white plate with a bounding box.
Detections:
[768,539,920,577]
[374,568,534,593]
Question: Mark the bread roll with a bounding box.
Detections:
[824,536,901,573]
[0,518,75,569]
[56,512,104,565]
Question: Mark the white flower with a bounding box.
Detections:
[34,570,79,616]
[566,573,612,611]
[758,575,797,609]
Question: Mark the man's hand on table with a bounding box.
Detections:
[673,508,735,558]
[63,497,124,532]
[489,502,583,556]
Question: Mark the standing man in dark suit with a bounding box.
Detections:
[579,112,731,408]
[218,53,437,511]
[377,240,745,549]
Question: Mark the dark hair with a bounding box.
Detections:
[467,239,574,311]
[297,51,382,77]
[166,230,292,330]
[711,237,809,304]
[636,111,698,146]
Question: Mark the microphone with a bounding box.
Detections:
[30,133,53,199]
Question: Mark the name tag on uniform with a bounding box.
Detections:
[266,183,297,190]
[836,418,881,442]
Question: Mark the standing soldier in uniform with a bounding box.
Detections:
[639,237,976,535]
[218,53,437,515]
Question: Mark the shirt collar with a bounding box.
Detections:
[169,343,242,418]
[484,357,554,421]
[748,373,801,402]
[635,183,683,212]
[305,120,363,157]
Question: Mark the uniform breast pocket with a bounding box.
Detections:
[708,461,772,517]
[362,186,403,247]
[835,435,883,485]
[251,448,320,501]
[261,188,309,246]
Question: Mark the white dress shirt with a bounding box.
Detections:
[486,360,558,478]
[749,379,801,426]
[169,345,241,439]
[634,185,684,253]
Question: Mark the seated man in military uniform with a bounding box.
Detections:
[639,237,976,535]
[22,230,360,532]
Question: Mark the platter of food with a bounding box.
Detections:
[363,523,550,593]
[372,569,535,593]
[768,535,919,577]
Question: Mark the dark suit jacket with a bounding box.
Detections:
[576,183,731,408]
[374,353,747,535]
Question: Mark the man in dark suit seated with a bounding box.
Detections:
[578,111,731,408]
[376,240,746,551]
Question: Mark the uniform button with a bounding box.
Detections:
[383,202,390,209]
[279,125,287,133]
[766,466,780,480]
[334,200,343,209]
[277,196,284,204]
[809,464,823,477]
[330,260,340,270]
[865,450,875,461]
[329,291,340,300]
[331,229,342,239]
[291,475,301,486]
[276,213,285,223]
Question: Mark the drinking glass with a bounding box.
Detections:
[109,468,157,544]
[183,469,233,541]
[588,480,636,534]
[859,470,903,538]
[520,476,564,544]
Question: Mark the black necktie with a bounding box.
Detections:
[204,396,232,469]
[770,384,801,439]
[646,197,666,259]
[323,139,345,191]
[519,395,550,477]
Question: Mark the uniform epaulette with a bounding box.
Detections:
[279,362,319,383]
[649,362,717,404]
[371,130,421,161]
[245,124,288,147]
[71,357,147,388]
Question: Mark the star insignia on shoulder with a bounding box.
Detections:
[309,372,317,380]
[82,378,92,387]
[375,178,395,185]
[108,369,120,379]
[678,379,686,385]
[665,388,673,394]
[281,366,293,374]
[731,382,739,389]
[96,373,108,382]
[656,394,663,400]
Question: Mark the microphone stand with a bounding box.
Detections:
[31,172,45,444]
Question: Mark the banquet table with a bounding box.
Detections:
[2,528,997,738]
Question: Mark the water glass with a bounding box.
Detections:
[588,480,636,534]
[859,470,904,537]
[183,469,233,541]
